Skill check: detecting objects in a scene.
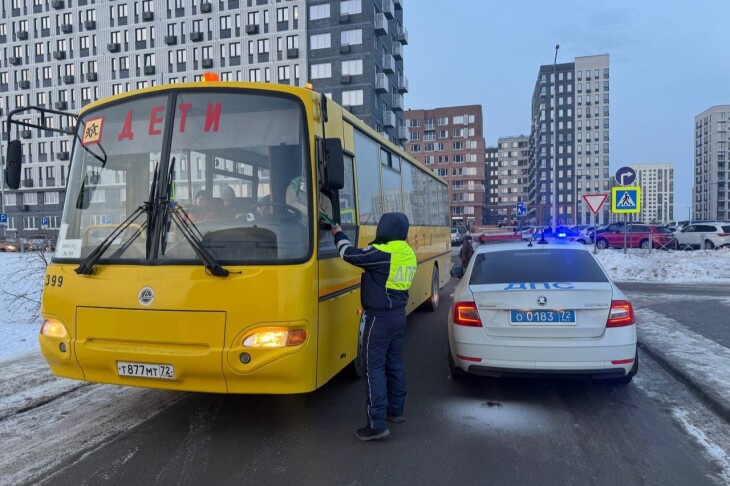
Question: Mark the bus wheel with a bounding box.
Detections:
[350,316,366,378]
[424,266,440,311]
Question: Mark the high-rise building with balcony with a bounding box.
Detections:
[404,105,486,226]
[528,54,610,226]
[694,105,729,221]
[0,0,407,240]
[627,163,674,223]
[484,145,498,225]
[488,135,529,225]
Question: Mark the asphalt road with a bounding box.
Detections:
[37,280,723,486]
[617,282,730,348]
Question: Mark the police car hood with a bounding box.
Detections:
[467,282,614,338]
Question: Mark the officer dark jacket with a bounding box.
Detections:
[334,213,417,316]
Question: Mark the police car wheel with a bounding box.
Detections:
[448,347,465,380]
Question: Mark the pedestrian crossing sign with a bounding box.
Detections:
[611,186,641,214]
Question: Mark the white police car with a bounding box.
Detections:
[448,240,637,383]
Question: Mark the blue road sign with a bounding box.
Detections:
[516,202,526,217]
[615,166,637,186]
[611,186,641,214]
[0,213,7,226]
[41,216,49,227]
[103,215,112,225]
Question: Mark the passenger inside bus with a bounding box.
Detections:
[191,190,217,222]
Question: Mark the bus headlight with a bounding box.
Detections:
[243,329,306,348]
[40,318,68,338]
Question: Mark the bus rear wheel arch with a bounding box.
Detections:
[422,264,440,311]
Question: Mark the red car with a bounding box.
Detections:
[594,224,675,250]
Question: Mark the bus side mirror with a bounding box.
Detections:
[5,140,22,190]
[323,138,344,190]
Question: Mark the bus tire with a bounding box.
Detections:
[349,316,366,378]
[423,266,440,311]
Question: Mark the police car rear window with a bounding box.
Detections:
[469,249,609,285]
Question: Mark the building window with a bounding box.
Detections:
[342,90,363,106]
[309,4,330,20]
[340,0,362,15]
[309,33,331,50]
[341,59,362,76]
[308,63,331,81]
[341,29,362,45]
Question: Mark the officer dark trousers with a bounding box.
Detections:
[362,310,406,431]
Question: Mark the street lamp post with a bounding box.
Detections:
[551,44,560,229]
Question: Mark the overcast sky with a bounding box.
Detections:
[404,0,730,212]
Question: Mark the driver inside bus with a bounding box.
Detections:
[286,165,333,223]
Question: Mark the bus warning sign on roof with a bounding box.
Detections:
[82,116,104,146]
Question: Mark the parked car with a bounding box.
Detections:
[0,240,19,252]
[594,224,676,250]
[663,220,689,232]
[519,226,549,241]
[673,222,730,250]
[448,241,637,383]
[451,228,463,246]
[588,222,646,242]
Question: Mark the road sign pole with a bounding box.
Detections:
[623,213,627,255]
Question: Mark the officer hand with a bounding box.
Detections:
[330,224,342,236]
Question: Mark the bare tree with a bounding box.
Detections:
[0,251,49,322]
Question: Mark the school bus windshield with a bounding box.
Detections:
[56,90,312,265]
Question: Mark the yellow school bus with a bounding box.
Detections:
[5,79,450,393]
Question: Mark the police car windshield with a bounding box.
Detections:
[469,249,609,285]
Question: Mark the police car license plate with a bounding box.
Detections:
[510,310,576,324]
[117,361,175,380]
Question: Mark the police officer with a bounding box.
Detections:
[330,212,417,441]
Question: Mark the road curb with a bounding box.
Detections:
[638,340,730,424]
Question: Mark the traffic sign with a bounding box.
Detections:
[0,213,7,226]
[611,186,641,214]
[582,193,608,215]
[41,216,49,228]
[516,202,526,217]
[615,166,636,186]
[102,215,112,225]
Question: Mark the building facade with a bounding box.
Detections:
[694,105,729,222]
[0,0,406,240]
[627,163,674,223]
[488,135,529,226]
[528,54,610,227]
[483,145,498,224]
[404,105,486,226]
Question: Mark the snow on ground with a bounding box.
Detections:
[594,247,730,282]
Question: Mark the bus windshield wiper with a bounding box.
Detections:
[74,204,149,275]
[166,205,229,277]
[75,162,159,275]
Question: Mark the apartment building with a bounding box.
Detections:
[627,163,674,223]
[483,145,498,224]
[404,105,486,226]
[0,0,406,239]
[487,135,529,225]
[694,105,729,221]
[528,54,610,226]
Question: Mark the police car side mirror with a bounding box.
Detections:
[450,266,465,279]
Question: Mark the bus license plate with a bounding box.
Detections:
[117,361,175,380]
[510,310,575,324]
